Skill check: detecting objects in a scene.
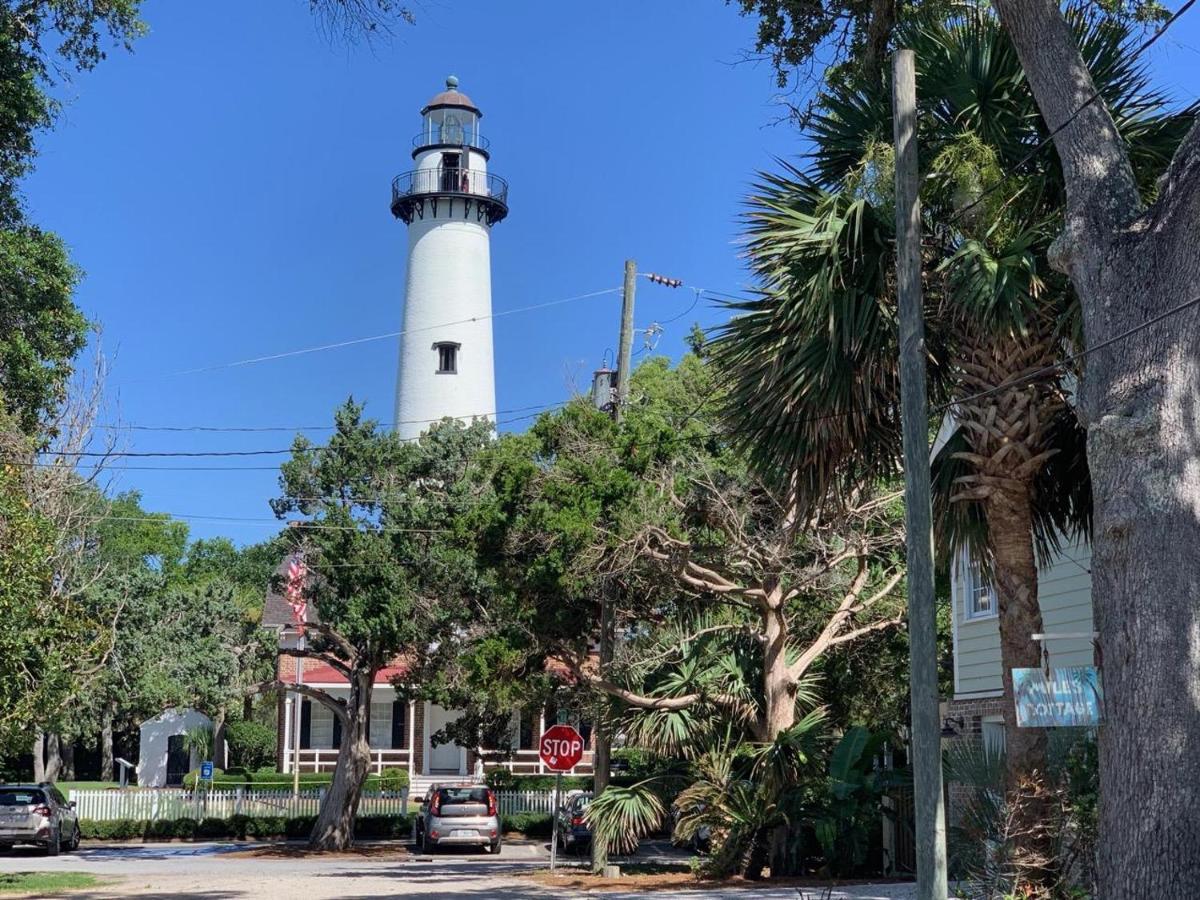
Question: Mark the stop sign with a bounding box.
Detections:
[539,724,585,771]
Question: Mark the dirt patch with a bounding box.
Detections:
[524,868,913,893]
[223,842,412,861]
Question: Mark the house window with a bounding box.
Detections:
[434,342,459,374]
[518,710,538,751]
[369,700,392,748]
[981,717,1005,758]
[308,702,335,749]
[961,553,996,621]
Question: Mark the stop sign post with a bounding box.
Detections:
[541,723,585,871]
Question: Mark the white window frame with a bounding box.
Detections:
[958,549,998,622]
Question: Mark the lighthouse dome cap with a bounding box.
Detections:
[422,75,481,115]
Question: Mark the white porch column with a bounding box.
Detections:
[537,709,546,774]
[282,696,293,774]
[407,700,416,776]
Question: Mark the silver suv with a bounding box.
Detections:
[0,784,80,855]
[415,783,501,854]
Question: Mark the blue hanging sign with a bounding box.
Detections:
[200,761,214,780]
[1013,666,1102,727]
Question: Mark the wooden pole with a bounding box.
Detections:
[614,260,636,424]
[592,259,635,872]
[892,48,947,899]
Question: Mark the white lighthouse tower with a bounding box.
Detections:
[391,76,509,440]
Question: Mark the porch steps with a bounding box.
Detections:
[408,772,471,800]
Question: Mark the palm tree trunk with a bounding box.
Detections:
[986,486,1055,880]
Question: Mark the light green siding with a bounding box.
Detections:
[953,539,1093,698]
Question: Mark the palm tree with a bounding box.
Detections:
[711,6,1191,825]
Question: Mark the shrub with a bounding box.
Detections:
[501,812,553,837]
[225,721,277,771]
[378,767,409,792]
[79,814,411,842]
[485,772,591,792]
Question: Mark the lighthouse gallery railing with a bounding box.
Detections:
[391,169,509,206]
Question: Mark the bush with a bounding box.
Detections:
[79,814,411,842]
[485,772,591,792]
[501,812,553,837]
[378,767,409,792]
[225,721,277,771]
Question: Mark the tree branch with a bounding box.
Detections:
[250,680,348,723]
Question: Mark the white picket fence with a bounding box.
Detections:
[68,788,409,822]
[496,789,557,816]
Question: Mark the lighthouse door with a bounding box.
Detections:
[440,153,461,192]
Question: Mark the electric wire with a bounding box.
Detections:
[123,287,623,382]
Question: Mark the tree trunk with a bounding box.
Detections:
[44,733,62,783]
[761,596,799,879]
[986,487,1055,880]
[993,2,1200,894]
[100,703,114,783]
[60,738,75,781]
[32,733,45,783]
[308,673,373,850]
[242,694,254,723]
[762,600,796,741]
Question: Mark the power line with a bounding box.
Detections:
[945,0,1197,229]
[116,287,624,384]
[17,284,1198,474]
[96,401,568,434]
[33,408,553,459]
[101,514,448,534]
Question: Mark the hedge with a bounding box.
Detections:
[80,814,413,842]
[500,812,553,837]
[183,767,409,792]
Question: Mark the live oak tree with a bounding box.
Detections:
[462,355,908,877]
[265,402,491,851]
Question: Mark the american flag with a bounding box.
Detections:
[285,556,307,628]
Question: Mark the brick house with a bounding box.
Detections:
[261,563,594,797]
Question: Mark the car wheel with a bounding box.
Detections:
[46,828,60,856]
[68,824,81,852]
[489,839,501,854]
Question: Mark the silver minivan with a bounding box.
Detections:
[0,784,80,855]
[415,783,501,853]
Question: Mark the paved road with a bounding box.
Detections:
[0,841,917,898]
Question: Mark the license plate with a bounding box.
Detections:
[451,830,476,838]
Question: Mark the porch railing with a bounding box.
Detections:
[285,747,410,774]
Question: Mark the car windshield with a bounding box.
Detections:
[572,796,592,811]
[0,789,43,806]
[437,787,489,804]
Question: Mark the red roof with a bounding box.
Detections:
[297,657,414,685]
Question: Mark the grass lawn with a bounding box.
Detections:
[0,872,104,895]
[56,781,121,794]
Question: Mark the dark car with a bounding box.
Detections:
[0,785,80,855]
[415,784,501,853]
[555,790,593,854]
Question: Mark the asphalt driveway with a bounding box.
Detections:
[0,841,918,898]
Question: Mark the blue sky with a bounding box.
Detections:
[24,1,1200,546]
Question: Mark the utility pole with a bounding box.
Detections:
[892,49,947,899]
[614,260,637,424]
[590,259,636,875]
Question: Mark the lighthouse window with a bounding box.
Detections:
[434,342,459,374]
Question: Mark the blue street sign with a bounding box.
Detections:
[200,761,214,780]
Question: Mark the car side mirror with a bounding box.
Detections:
[68,801,76,810]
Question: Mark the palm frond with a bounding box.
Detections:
[585,780,668,855]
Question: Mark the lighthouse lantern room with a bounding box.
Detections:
[391,76,509,441]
